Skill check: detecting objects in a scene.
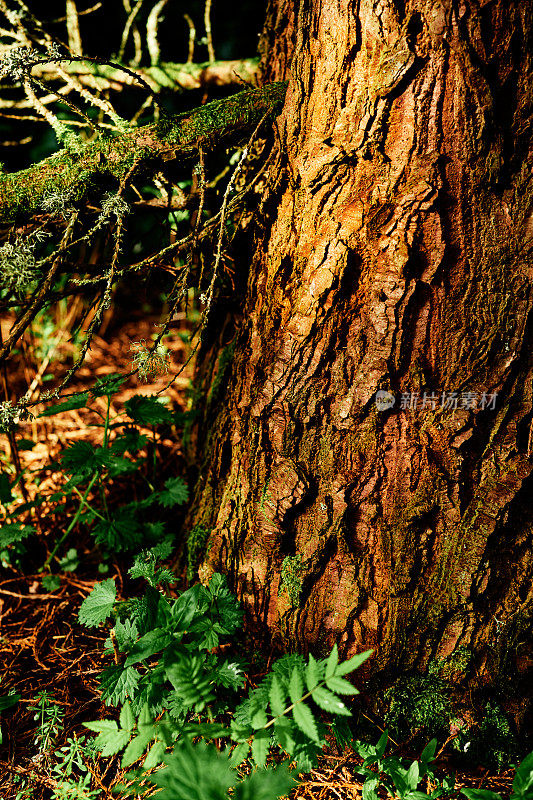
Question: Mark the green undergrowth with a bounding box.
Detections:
[0,374,191,578]
[385,674,520,772]
[0,382,532,799]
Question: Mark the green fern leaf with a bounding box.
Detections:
[269,674,286,717]
[324,675,358,695]
[311,686,351,716]
[251,728,270,768]
[148,739,234,800]
[230,741,250,767]
[335,649,373,676]
[305,653,320,691]
[120,701,135,732]
[325,644,339,678]
[292,701,320,743]
[122,731,153,768]
[273,716,297,754]
[251,706,268,729]
[232,765,296,800]
[143,740,166,770]
[288,667,304,705]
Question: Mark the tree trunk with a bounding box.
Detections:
[188,0,533,724]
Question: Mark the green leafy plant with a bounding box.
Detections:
[32,691,65,755]
[1,380,187,579]
[353,734,456,800]
[78,562,373,798]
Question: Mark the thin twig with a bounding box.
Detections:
[146,0,168,66]
[184,13,195,64]
[118,0,145,63]
[204,0,215,63]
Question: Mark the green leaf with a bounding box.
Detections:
[0,473,14,504]
[60,441,99,478]
[420,738,437,767]
[148,739,234,800]
[324,675,358,695]
[78,579,116,627]
[375,730,389,758]
[325,644,339,678]
[124,628,172,667]
[311,686,351,716]
[513,752,533,798]
[230,741,250,767]
[250,706,268,730]
[41,574,61,591]
[91,374,126,397]
[269,675,286,717]
[111,429,148,456]
[407,761,420,790]
[461,791,502,800]
[0,693,20,711]
[288,667,304,704]
[335,649,373,676]
[251,728,270,768]
[99,665,140,706]
[84,719,131,756]
[124,395,173,426]
[273,716,297,754]
[39,392,89,417]
[157,476,189,508]
[363,776,379,800]
[58,547,78,572]
[232,765,296,800]
[113,618,139,650]
[93,510,141,552]
[17,438,35,451]
[305,654,320,691]
[181,722,228,739]
[292,701,320,743]
[216,660,245,690]
[143,740,166,770]
[120,702,135,733]
[0,523,35,549]
[122,732,153,767]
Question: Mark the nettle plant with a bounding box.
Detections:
[0,375,188,580]
[77,560,373,800]
[77,563,533,800]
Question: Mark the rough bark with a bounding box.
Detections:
[189,0,533,723]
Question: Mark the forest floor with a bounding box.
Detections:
[0,310,517,799]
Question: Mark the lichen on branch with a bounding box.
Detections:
[0,81,287,221]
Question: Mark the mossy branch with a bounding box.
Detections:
[0,81,287,221]
[32,57,260,91]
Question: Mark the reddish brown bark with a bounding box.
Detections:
[189,0,533,723]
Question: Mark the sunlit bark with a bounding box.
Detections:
[190,0,533,727]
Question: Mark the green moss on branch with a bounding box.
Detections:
[0,81,287,221]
